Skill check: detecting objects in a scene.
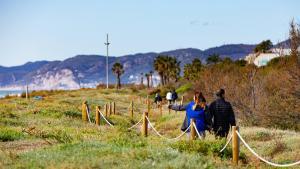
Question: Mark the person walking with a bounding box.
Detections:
[154,93,162,106]
[166,91,173,105]
[171,90,178,104]
[208,89,236,138]
[169,91,207,139]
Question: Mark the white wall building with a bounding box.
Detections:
[245,48,292,67]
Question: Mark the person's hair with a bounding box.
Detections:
[216,89,225,98]
[193,91,206,110]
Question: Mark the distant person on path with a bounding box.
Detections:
[171,90,178,104]
[208,89,236,138]
[166,91,173,105]
[154,93,162,105]
[169,91,207,139]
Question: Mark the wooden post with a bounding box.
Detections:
[108,102,112,116]
[95,106,101,125]
[130,101,134,118]
[190,118,196,140]
[232,126,239,165]
[113,102,116,115]
[81,101,88,122]
[105,103,108,117]
[147,96,150,115]
[141,112,148,137]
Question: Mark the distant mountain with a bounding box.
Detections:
[203,44,256,60]
[0,43,266,90]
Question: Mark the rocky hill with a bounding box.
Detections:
[0,44,256,90]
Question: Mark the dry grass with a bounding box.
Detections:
[0,88,299,169]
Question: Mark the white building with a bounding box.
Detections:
[245,48,292,67]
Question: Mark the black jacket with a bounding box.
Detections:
[208,98,236,132]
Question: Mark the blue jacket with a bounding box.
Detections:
[170,101,206,132]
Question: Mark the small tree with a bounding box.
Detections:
[184,58,202,80]
[289,19,300,65]
[206,54,221,64]
[112,62,124,89]
[254,40,273,53]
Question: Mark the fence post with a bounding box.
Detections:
[141,112,148,137]
[105,103,108,117]
[190,118,196,140]
[81,101,88,122]
[147,95,150,115]
[232,126,239,165]
[95,106,101,125]
[113,102,116,115]
[109,102,112,116]
[130,101,134,118]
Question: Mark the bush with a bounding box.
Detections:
[64,111,81,118]
[0,128,24,141]
[176,83,192,94]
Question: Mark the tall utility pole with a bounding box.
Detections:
[104,34,110,89]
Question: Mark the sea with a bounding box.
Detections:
[0,90,24,98]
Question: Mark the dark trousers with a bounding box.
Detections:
[214,127,229,138]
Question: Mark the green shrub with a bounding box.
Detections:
[37,129,73,143]
[176,83,192,94]
[0,128,24,141]
[64,111,81,118]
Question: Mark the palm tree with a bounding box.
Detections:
[145,73,150,88]
[140,73,144,85]
[149,71,153,87]
[112,62,124,89]
[154,55,180,85]
[154,55,167,85]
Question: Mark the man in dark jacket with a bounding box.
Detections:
[208,89,236,138]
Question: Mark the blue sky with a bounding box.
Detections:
[0,0,299,66]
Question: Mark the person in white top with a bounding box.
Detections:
[166,91,173,105]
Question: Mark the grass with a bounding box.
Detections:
[0,88,299,169]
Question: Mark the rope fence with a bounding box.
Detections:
[99,111,114,127]
[219,134,233,153]
[128,118,143,130]
[146,116,191,141]
[236,130,300,167]
[80,100,300,168]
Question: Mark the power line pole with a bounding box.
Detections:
[104,34,110,89]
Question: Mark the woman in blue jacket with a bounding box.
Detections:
[169,92,207,139]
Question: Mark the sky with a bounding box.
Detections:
[0,0,299,66]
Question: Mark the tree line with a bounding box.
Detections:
[110,20,299,88]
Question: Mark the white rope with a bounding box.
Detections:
[236,131,300,167]
[192,123,204,140]
[85,105,92,123]
[99,111,114,127]
[219,133,233,152]
[145,116,191,141]
[128,117,143,130]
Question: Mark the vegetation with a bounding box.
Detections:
[289,19,300,65]
[206,54,222,65]
[0,89,299,168]
[254,40,273,53]
[154,55,181,86]
[112,62,125,89]
[183,58,202,81]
